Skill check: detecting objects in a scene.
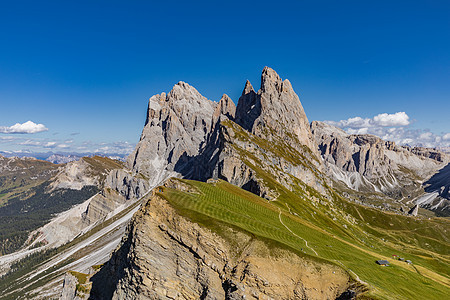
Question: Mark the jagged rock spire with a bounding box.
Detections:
[213,94,236,122]
[235,80,260,131]
[235,67,319,158]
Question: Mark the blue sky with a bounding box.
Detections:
[0,1,449,154]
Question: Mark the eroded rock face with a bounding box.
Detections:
[236,67,320,161]
[88,181,351,300]
[209,68,325,197]
[126,81,218,183]
[49,159,99,191]
[311,121,394,186]
[213,120,326,199]
[105,169,149,200]
[50,156,123,191]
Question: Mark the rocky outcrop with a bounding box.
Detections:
[105,169,149,200]
[87,180,351,299]
[50,156,123,191]
[209,68,326,197]
[408,204,419,216]
[61,272,80,300]
[50,159,99,190]
[212,94,236,126]
[212,120,326,199]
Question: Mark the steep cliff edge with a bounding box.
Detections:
[85,179,353,300]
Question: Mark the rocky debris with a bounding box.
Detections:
[84,185,351,299]
[50,159,99,191]
[408,204,419,216]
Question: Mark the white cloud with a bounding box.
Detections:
[326,112,410,129]
[44,141,57,148]
[0,121,48,134]
[419,132,433,140]
[443,133,450,140]
[324,112,450,148]
[19,139,42,146]
[373,112,409,127]
[347,127,369,135]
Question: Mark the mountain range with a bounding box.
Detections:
[0,68,449,300]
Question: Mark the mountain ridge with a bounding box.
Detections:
[2,67,449,300]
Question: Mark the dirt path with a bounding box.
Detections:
[278,207,318,256]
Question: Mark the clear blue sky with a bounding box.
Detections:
[1,1,449,154]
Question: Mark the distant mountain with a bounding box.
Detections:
[0,151,128,162]
[46,154,81,164]
[311,120,449,215]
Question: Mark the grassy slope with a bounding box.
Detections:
[0,158,58,206]
[160,179,450,300]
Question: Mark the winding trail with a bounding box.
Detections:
[334,260,369,286]
[277,207,318,256]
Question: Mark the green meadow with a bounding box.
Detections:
[160,178,450,300]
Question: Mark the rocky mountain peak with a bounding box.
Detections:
[167,81,208,103]
[125,80,221,187]
[212,94,236,127]
[243,79,255,94]
[254,67,318,156]
[235,80,259,131]
[260,66,282,91]
[234,67,318,157]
